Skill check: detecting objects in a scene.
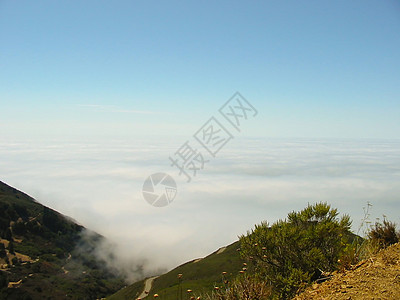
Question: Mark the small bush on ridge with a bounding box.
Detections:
[238,203,352,299]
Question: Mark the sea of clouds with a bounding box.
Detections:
[1,136,399,282]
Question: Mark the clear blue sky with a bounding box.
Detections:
[1,0,399,139]
[1,1,400,272]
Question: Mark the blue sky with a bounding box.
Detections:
[1,0,399,139]
[1,1,400,278]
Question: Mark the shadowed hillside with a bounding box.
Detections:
[0,181,125,300]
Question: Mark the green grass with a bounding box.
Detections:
[107,279,146,300]
[109,241,243,300]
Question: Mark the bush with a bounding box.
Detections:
[11,256,19,266]
[12,220,26,235]
[239,203,352,299]
[0,271,8,289]
[337,240,363,271]
[0,243,6,258]
[7,240,15,255]
[3,228,12,241]
[369,217,399,249]
[204,273,271,300]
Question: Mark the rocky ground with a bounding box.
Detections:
[295,243,400,300]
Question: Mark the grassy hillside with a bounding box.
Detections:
[0,181,125,300]
[107,279,146,300]
[109,203,371,300]
[109,241,243,300]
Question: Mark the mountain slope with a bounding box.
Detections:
[109,241,243,300]
[294,242,400,300]
[0,181,125,300]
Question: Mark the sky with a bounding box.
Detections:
[0,0,399,139]
[0,0,400,282]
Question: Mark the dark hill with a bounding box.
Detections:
[0,181,125,300]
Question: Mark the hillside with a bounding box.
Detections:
[294,242,400,300]
[3,181,396,300]
[0,181,125,299]
[108,241,243,300]
[108,203,364,300]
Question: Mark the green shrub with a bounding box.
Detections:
[239,203,352,299]
[11,256,19,266]
[338,240,363,271]
[0,243,6,258]
[204,273,271,300]
[369,217,399,249]
[0,270,8,289]
[7,240,15,254]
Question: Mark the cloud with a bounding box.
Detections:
[0,137,399,281]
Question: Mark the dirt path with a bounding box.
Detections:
[138,276,158,299]
[216,246,227,254]
[61,253,72,274]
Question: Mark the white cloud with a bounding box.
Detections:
[0,137,399,281]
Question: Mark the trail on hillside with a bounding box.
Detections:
[294,243,400,300]
[138,276,158,299]
[216,246,227,254]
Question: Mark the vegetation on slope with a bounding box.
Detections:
[107,278,146,300]
[205,203,399,300]
[112,202,399,300]
[0,181,125,300]
[108,241,243,300]
[237,203,353,299]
